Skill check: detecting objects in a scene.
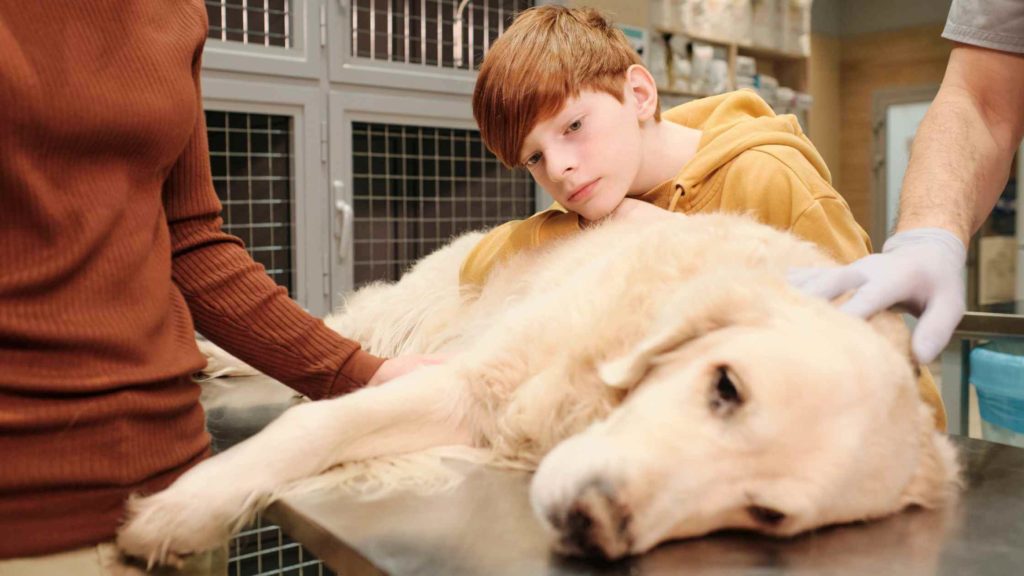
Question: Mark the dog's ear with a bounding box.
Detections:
[598,277,770,390]
[899,404,962,509]
[865,311,914,364]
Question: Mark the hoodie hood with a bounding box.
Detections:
[663,90,830,192]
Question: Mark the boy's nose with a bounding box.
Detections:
[545,153,576,183]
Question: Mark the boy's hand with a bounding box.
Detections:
[788,228,966,364]
[367,353,449,386]
[609,198,676,223]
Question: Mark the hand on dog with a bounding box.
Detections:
[368,353,448,387]
[788,228,966,364]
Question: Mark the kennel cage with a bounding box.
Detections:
[350,121,535,287]
[201,1,534,573]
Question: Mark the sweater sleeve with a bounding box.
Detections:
[163,52,383,399]
[719,148,872,264]
[459,209,582,287]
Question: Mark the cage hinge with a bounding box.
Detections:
[322,252,330,298]
[320,121,328,164]
[319,3,327,48]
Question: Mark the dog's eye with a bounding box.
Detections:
[747,505,786,526]
[709,367,743,417]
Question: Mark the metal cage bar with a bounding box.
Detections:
[206,0,292,48]
[207,110,296,297]
[350,0,532,70]
[350,121,535,287]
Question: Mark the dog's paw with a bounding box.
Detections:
[116,484,259,568]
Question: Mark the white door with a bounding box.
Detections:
[325,0,540,306]
[884,101,931,236]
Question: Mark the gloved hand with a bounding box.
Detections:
[788,228,967,364]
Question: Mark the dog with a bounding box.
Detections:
[117,212,960,565]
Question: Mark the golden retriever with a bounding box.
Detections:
[117,213,960,565]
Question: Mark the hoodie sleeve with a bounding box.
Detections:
[459,209,582,287]
[719,147,872,264]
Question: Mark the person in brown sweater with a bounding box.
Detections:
[0,2,437,572]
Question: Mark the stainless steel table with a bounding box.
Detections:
[266,436,1024,576]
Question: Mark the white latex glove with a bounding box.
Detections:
[788,228,966,364]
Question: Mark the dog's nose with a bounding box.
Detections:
[551,477,633,560]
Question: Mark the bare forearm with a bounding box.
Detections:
[895,88,1009,244]
[896,45,1024,246]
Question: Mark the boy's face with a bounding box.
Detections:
[518,88,644,222]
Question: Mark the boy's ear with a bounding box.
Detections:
[626,64,658,122]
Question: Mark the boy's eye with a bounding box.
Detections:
[524,152,542,167]
[567,120,582,132]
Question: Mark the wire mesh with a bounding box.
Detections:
[351,121,536,287]
[206,0,292,48]
[229,515,335,576]
[206,110,296,297]
[350,0,534,69]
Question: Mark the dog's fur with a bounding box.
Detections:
[117,213,960,565]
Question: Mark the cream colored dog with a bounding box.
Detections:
[117,213,960,565]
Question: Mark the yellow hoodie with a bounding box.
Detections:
[460,90,871,287]
[458,90,946,430]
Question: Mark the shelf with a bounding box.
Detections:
[736,43,807,61]
[653,26,807,61]
[654,26,733,48]
[657,86,717,99]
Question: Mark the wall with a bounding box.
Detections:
[839,0,952,36]
[808,34,842,185]
[809,0,953,230]
[570,0,648,27]
[812,0,842,36]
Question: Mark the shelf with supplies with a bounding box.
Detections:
[649,24,812,129]
[647,0,814,128]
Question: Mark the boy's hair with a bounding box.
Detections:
[472,5,660,168]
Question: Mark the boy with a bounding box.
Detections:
[461,5,945,430]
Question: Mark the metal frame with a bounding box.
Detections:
[203,0,322,79]
[203,76,330,316]
[327,0,477,95]
[328,87,477,299]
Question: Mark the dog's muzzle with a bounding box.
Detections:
[548,477,634,560]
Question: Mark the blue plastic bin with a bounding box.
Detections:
[969,340,1024,448]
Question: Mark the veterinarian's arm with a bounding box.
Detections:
[163,52,383,398]
[898,45,1024,246]
[792,45,1024,364]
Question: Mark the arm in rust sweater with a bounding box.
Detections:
[165,51,383,400]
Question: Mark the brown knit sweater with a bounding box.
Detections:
[0,1,383,558]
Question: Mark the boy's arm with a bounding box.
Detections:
[789,198,872,264]
[460,209,582,287]
[720,149,871,264]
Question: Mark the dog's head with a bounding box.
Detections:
[530,273,960,560]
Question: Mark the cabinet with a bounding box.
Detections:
[648,0,813,127]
